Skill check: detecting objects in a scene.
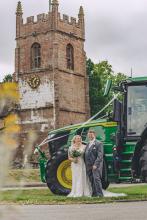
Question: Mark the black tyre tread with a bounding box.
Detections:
[101,159,110,189]
[46,150,109,194]
[45,150,70,195]
[132,127,147,176]
[140,144,147,182]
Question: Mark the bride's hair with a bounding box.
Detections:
[71,135,82,145]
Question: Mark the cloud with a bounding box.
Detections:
[1,0,147,79]
[85,4,147,75]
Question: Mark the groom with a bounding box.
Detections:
[85,129,104,197]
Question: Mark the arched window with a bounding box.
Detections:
[31,43,41,69]
[66,44,74,70]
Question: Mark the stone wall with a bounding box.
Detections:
[14,1,90,164]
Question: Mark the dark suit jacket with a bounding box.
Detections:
[84,139,104,175]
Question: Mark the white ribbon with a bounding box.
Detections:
[34,93,119,151]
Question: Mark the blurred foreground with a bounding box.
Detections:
[0,82,37,218]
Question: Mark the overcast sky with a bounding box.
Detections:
[1,0,147,81]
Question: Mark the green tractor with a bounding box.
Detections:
[35,76,147,195]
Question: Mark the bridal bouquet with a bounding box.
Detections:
[70,149,82,158]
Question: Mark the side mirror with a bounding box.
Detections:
[104,79,112,96]
[112,99,122,122]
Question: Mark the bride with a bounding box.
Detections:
[68,135,126,198]
[68,135,91,197]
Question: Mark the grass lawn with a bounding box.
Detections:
[0,185,147,205]
[7,169,40,184]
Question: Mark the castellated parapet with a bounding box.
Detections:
[16,3,85,40]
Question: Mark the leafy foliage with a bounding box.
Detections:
[2,74,13,83]
[87,59,127,116]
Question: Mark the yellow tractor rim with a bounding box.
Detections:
[57,160,72,189]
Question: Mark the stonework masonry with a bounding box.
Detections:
[14,0,90,162]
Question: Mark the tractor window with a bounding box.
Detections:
[48,131,70,156]
[88,126,105,141]
[80,127,89,143]
[79,126,105,142]
[76,127,89,143]
[127,85,147,136]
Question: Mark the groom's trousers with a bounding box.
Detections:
[87,168,103,197]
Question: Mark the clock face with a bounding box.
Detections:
[27,75,40,89]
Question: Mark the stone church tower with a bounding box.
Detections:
[14,0,90,147]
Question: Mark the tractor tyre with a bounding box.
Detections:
[45,149,71,195]
[139,144,147,183]
[101,159,110,189]
[45,151,109,195]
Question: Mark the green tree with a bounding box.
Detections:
[87,59,127,116]
[86,58,94,76]
[113,72,127,85]
[3,74,13,82]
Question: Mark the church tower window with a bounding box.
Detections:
[66,44,74,70]
[31,43,41,69]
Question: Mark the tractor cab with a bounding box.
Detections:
[113,77,147,140]
[126,83,147,138]
[112,77,147,181]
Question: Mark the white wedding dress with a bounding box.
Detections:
[68,145,126,198]
[68,145,91,197]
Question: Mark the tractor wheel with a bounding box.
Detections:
[139,144,147,183]
[101,160,109,189]
[45,149,72,195]
[45,150,109,195]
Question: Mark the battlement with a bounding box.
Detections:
[37,13,48,22]
[71,17,77,25]
[61,14,78,26]
[62,14,69,23]
[57,13,84,38]
[16,1,85,39]
[26,16,34,23]
[25,13,49,25]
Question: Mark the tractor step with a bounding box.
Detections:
[120,160,132,163]
[118,176,132,180]
[122,151,134,155]
[120,168,132,172]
